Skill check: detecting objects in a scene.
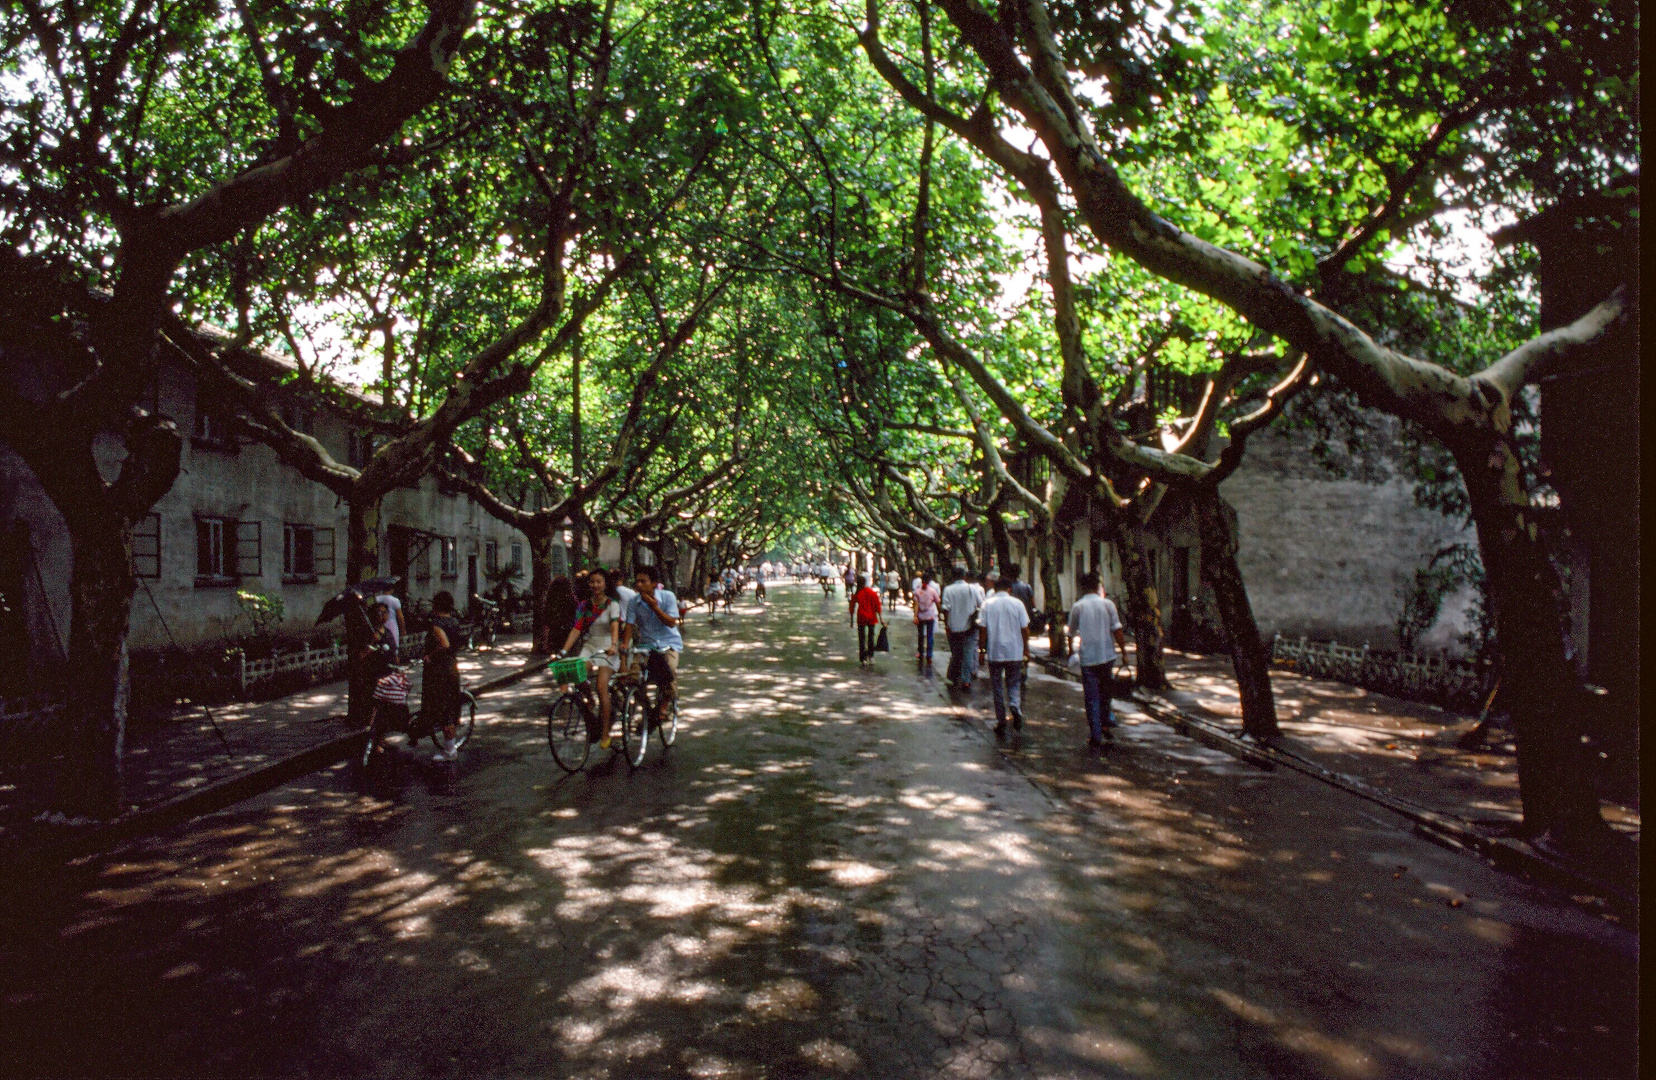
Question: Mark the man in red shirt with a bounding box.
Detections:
[849,573,884,666]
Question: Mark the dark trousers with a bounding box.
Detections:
[915,619,935,661]
[858,622,879,661]
[989,660,1024,723]
[1081,663,1115,740]
[945,629,974,685]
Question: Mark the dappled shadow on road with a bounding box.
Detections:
[0,585,1637,1079]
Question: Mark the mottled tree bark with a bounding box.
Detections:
[1460,438,1607,840]
[61,518,136,818]
[1035,528,1068,657]
[528,528,555,654]
[345,498,382,724]
[1194,492,1278,739]
[1115,525,1167,689]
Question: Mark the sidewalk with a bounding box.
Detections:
[952,632,1642,906]
[1148,647,1640,842]
[1,635,550,841]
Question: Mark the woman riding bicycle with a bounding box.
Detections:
[555,566,626,749]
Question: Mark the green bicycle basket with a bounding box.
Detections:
[549,656,589,684]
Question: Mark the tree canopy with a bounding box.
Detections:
[1,0,1638,834]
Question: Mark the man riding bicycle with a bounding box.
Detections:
[626,564,684,726]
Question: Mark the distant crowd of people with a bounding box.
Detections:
[844,561,1129,753]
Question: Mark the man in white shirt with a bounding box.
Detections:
[1068,570,1128,751]
[978,576,1031,736]
[965,574,987,682]
[940,566,982,691]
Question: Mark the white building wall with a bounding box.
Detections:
[2,353,545,655]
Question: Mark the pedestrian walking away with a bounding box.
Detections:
[1003,564,1035,620]
[912,570,940,665]
[978,575,1030,737]
[850,574,883,665]
[940,566,981,690]
[422,590,466,761]
[1068,570,1128,752]
[964,572,987,683]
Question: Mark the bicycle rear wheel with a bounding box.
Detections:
[657,698,677,748]
[624,691,652,767]
[432,690,478,751]
[546,693,591,773]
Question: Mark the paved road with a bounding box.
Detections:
[0,585,1635,1078]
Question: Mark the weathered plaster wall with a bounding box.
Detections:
[1218,412,1476,652]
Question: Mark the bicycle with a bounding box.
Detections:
[469,596,501,648]
[622,650,679,768]
[545,653,634,773]
[361,673,476,771]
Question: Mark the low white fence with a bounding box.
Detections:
[239,642,349,695]
[1270,634,1493,709]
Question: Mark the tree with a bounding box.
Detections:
[884,0,1635,842]
[0,0,480,814]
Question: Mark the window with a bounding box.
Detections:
[440,537,458,578]
[347,431,374,469]
[235,521,262,577]
[198,518,260,581]
[132,514,161,578]
[510,541,523,576]
[415,539,432,582]
[283,524,316,580]
[196,518,230,579]
[551,544,568,577]
[484,540,499,575]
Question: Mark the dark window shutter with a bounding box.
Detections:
[132,514,161,578]
[235,521,262,577]
[314,528,336,576]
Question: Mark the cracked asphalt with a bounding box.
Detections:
[0,584,1636,1078]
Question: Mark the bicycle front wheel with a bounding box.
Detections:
[546,693,591,773]
[624,691,652,767]
[360,711,385,772]
[433,690,478,751]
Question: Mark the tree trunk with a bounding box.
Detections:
[60,519,136,818]
[988,506,1011,571]
[1036,527,1068,657]
[1194,492,1278,739]
[1115,524,1168,689]
[345,497,381,723]
[1460,440,1608,841]
[617,528,637,579]
[528,527,554,655]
